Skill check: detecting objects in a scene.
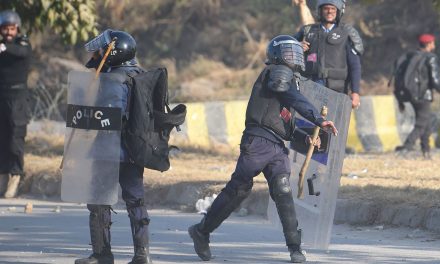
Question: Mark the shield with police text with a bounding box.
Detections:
[61,71,124,205]
[268,78,352,250]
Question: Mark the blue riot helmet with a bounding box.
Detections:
[85,29,136,67]
[0,10,21,31]
[0,10,21,27]
[266,35,305,71]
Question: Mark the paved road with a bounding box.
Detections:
[0,198,439,264]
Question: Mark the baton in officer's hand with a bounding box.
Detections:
[297,106,337,199]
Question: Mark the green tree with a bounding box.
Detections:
[0,0,99,44]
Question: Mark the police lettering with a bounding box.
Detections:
[94,111,103,120]
[72,108,111,128]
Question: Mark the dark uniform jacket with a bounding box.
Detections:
[0,35,32,126]
[245,65,324,142]
[0,35,31,92]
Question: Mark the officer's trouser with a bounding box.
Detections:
[0,91,29,176]
[199,134,302,248]
[404,101,432,153]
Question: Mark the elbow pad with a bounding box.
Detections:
[268,64,294,92]
[344,24,364,56]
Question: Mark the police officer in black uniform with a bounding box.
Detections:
[294,0,363,109]
[395,34,440,158]
[0,10,32,198]
[188,35,338,263]
[75,30,151,264]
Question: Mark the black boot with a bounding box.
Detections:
[188,187,251,261]
[128,246,152,264]
[288,246,306,263]
[188,223,211,261]
[75,248,114,264]
[76,205,114,264]
[127,200,152,264]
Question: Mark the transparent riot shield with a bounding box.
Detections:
[268,79,352,250]
[61,71,123,205]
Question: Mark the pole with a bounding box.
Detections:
[297,106,328,199]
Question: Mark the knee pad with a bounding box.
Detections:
[126,198,144,209]
[270,175,300,247]
[270,174,291,199]
[126,199,150,226]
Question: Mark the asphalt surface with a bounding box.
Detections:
[0,198,440,264]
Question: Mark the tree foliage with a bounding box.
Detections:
[433,0,440,14]
[0,0,99,44]
[100,0,303,68]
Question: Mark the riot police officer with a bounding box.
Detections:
[0,10,32,198]
[294,0,363,109]
[75,29,152,264]
[188,35,338,263]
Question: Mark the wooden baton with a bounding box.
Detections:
[297,105,328,199]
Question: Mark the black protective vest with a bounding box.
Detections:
[245,67,296,140]
[303,24,349,93]
[0,36,31,90]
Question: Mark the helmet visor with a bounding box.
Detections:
[84,29,112,52]
[274,39,305,70]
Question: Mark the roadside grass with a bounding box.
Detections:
[24,132,440,208]
[340,153,440,208]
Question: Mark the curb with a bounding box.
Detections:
[25,175,440,233]
[171,96,437,153]
[334,199,440,233]
[27,98,438,155]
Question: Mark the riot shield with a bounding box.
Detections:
[268,79,352,250]
[61,71,123,205]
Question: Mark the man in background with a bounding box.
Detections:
[294,0,363,109]
[0,10,32,198]
[394,34,440,158]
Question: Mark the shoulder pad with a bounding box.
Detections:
[342,24,364,55]
[268,64,294,92]
[16,35,30,46]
